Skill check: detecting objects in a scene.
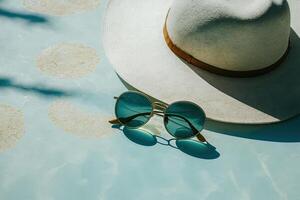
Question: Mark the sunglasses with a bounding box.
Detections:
[109,91,207,142]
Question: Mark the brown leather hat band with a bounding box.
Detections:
[163,19,290,77]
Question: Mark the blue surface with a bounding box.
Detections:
[0,0,300,200]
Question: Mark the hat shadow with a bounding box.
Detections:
[113,125,220,160]
[204,116,300,142]
[181,28,300,143]
[185,28,300,122]
[116,76,300,143]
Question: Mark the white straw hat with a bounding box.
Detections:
[103,0,300,124]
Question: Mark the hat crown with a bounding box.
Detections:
[166,0,290,71]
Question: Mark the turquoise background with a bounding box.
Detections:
[0,0,299,199]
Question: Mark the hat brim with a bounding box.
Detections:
[102,0,300,124]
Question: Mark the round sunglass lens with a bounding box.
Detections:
[115,91,153,128]
[164,101,205,138]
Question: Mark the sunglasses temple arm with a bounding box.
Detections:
[196,132,207,142]
[109,111,153,125]
[109,118,121,125]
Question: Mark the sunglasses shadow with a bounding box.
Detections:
[112,125,220,160]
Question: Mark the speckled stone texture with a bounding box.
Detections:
[23,0,101,16]
[37,43,100,79]
[0,105,24,152]
[48,100,111,138]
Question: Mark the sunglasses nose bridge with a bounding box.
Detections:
[153,102,168,111]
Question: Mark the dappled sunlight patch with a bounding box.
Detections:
[48,100,112,138]
[0,105,25,152]
[37,43,100,79]
[23,0,101,16]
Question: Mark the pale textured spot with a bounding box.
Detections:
[0,105,25,152]
[23,0,100,16]
[37,43,100,79]
[48,100,111,138]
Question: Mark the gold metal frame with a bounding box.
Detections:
[109,91,207,142]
